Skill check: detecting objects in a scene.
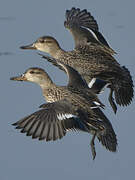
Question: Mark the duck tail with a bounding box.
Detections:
[113,66,134,106]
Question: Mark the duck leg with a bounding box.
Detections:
[108,88,117,114]
[90,132,97,160]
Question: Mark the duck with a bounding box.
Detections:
[20,7,134,114]
[10,62,117,160]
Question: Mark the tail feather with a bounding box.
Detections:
[114,66,134,106]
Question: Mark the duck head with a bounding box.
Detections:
[10,67,53,88]
[20,36,61,56]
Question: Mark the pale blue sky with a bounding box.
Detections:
[0,0,135,179]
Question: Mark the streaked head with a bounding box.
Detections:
[10,67,53,87]
[20,36,60,55]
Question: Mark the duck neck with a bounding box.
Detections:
[39,80,54,90]
[38,74,54,91]
[40,82,57,102]
[49,45,65,59]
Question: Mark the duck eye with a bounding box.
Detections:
[45,40,52,43]
[35,72,41,74]
[37,39,44,43]
[29,71,35,74]
[39,40,44,43]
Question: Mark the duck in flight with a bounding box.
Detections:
[10,62,117,160]
[20,7,134,114]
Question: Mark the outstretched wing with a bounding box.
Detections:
[65,7,98,31]
[12,100,88,141]
[64,7,115,54]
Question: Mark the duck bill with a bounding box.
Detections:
[10,74,27,81]
[20,43,36,50]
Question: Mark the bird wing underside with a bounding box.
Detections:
[12,100,88,142]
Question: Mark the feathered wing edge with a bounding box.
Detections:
[12,109,66,141]
[113,66,134,106]
[64,7,115,54]
[12,101,89,141]
[90,108,117,152]
[64,7,99,31]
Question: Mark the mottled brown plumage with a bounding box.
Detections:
[20,37,133,113]
[11,65,117,159]
[20,7,134,113]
